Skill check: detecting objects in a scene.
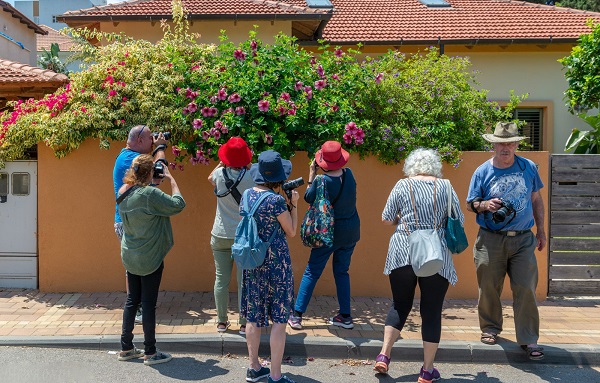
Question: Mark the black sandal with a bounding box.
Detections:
[480,332,498,345]
[521,345,544,360]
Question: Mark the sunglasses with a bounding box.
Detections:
[137,125,148,139]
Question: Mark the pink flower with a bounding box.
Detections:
[355,128,365,139]
[278,106,287,116]
[221,126,229,134]
[214,120,224,130]
[331,74,339,81]
[334,48,344,58]
[263,91,270,97]
[192,119,203,129]
[306,90,313,100]
[331,105,339,112]
[354,137,364,145]
[234,49,246,60]
[343,133,353,144]
[314,80,326,90]
[209,107,218,116]
[169,162,176,170]
[228,93,241,103]
[187,102,198,113]
[217,88,227,101]
[287,109,296,116]
[172,146,181,156]
[375,72,384,84]
[279,92,291,102]
[250,40,258,50]
[178,164,184,171]
[201,107,211,117]
[122,97,127,101]
[265,134,273,144]
[345,121,358,134]
[210,95,218,104]
[222,107,234,115]
[168,63,173,68]
[317,65,324,78]
[258,99,270,112]
[235,106,246,115]
[108,90,117,97]
[294,81,303,90]
[182,107,190,115]
[81,107,87,112]
[202,131,210,140]
[213,130,221,140]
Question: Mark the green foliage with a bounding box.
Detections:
[565,113,600,153]
[559,0,600,12]
[38,43,69,75]
[357,49,519,166]
[559,20,600,113]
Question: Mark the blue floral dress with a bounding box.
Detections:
[240,189,294,327]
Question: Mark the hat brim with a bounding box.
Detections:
[315,148,350,171]
[482,134,527,143]
[249,160,292,184]
[217,144,252,168]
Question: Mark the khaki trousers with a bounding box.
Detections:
[211,235,246,326]
[474,228,540,345]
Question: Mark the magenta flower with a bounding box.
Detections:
[317,65,325,78]
[217,88,227,101]
[235,106,246,115]
[343,133,353,144]
[210,95,218,104]
[345,121,358,134]
[306,90,313,100]
[294,81,303,91]
[331,74,339,81]
[355,128,365,139]
[375,72,384,84]
[172,146,181,156]
[354,136,364,145]
[178,164,184,171]
[214,120,224,130]
[331,105,339,112]
[202,131,210,140]
[314,80,326,90]
[263,91,270,97]
[169,162,176,170]
[209,107,218,116]
[250,40,258,50]
[334,48,344,58]
[182,107,190,115]
[278,106,287,116]
[187,102,198,113]
[201,106,211,117]
[288,109,296,116]
[108,90,117,97]
[213,130,221,140]
[228,93,241,103]
[192,119,203,130]
[258,99,270,112]
[265,134,273,144]
[221,126,229,134]
[222,107,234,115]
[279,92,291,102]
[234,49,246,60]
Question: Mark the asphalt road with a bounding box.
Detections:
[2,346,600,382]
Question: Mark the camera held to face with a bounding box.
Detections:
[492,199,515,223]
[152,131,171,140]
[282,177,305,199]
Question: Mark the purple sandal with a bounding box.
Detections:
[374,353,390,374]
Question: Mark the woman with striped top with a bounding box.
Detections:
[373,148,464,383]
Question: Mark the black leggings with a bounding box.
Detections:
[385,265,449,343]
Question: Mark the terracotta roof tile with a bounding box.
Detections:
[322,0,600,43]
[37,25,77,52]
[59,0,330,19]
[0,59,69,84]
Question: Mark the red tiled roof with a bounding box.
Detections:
[59,0,331,20]
[0,59,69,85]
[37,25,77,52]
[321,0,600,44]
[0,0,47,35]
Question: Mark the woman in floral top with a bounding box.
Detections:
[241,150,299,383]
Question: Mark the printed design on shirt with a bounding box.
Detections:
[489,172,528,214]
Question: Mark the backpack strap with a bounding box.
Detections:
[116,185,139,205]
[245,190,280,245]
[215,167,246,204]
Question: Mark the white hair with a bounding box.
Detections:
[403,148,443,178]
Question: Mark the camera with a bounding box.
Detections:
[153,159,168,179]
[282,177,305,199]
[492,199,515,223]
[152,131,171,140]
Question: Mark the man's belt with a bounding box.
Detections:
[480,227,531,237]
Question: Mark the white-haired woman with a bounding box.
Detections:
[374,148,464,383]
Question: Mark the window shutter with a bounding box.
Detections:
[514,108,543,151]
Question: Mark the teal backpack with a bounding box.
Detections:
[232,190,278,270]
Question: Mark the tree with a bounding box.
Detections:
[38,43,69,75]
[524,0,600,11]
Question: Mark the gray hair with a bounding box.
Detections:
[403,148,443,178]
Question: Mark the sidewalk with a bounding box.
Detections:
[1,289,599,365]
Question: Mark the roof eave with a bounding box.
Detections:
[57,12,333,24]
[299,37,580,46]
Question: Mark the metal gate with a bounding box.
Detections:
[549,154,600,295]
[0,161,38,288]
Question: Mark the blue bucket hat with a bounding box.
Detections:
[249,150,292,184]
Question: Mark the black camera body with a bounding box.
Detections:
[153,159,169,179]
[492,199,515,223]
[152,131,171,140]
[282,177,304,199]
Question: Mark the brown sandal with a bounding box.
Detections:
[521,345,544,360]
[480,332,498,345]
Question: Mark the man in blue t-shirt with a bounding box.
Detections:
[466,122,546,361]
[113,125,168,322]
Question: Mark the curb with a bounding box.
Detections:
[1,335,599,366]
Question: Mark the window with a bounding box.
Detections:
[513,108,543,151]
[0,173,7,203]
[418,0,451,8]
[12,173,30,196]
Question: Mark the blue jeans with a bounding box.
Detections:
[294,243,356,315]
[121,262,164,355]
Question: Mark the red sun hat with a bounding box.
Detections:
[315,141,350,171]
[218,137,252,168]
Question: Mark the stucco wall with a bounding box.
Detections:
[37,141,549,299]
[0,11,37,65]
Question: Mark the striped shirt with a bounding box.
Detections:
[381,178,464,285]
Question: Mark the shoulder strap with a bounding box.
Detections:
[248,190,274,216]
[331,168,346,206]
[116,185,139,205]
[215,167,245,204]
[445,179,452,218]
[402,179,438,233]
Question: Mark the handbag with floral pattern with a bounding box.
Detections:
[300,175,335,248]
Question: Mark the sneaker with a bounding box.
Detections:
[246,366,270,382]
[118,348,144,361]
[239,325,246,335]
[287,314,303,330]
[143,350,172,366]
[328,313,354,329]
[418,366,441,383]
[268,375,296,383]
[135,306,143,324]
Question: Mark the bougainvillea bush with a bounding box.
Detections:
[358,49,522,166]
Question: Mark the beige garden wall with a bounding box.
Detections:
[37,140,549,300]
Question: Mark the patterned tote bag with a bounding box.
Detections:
[300,175,334,248]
